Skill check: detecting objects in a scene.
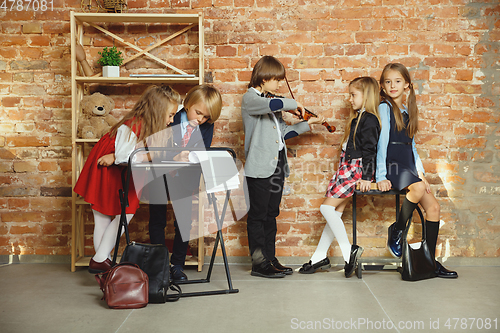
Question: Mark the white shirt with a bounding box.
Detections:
[114,124,138,164]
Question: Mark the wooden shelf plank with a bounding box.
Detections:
[184,256,201,265]
[75,76,200,84]
[74,13,200,24]
[75,139,98,143]
[75,256,91,266]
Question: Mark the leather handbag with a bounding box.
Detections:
[121,241,181,303]
[401,206,437,281]
[95,262,149,309]
[113,184,180,303]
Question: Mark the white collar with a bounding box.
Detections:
[250,87,262,96]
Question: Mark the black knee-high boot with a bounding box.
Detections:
[395,198,418,230]
[425,220,440,258]
[388,198,419,258]
[426,220,458,278]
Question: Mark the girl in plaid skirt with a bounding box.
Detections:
[299,77,381,277]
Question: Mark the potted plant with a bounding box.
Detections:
[98,46,123,77]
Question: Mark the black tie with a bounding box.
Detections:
[403,112,409,125]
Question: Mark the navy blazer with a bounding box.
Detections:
[344,112,381,181]
[165,108,215,192]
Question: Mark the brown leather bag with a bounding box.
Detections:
[95,262,149,309]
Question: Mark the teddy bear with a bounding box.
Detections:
[78,92,119,139]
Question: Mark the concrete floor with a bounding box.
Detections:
[1,262,499,333]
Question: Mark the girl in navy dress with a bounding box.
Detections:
[376,63,457,278]
[74,85,181,273]
[299,77,381,278]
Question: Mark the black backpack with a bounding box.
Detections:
[120,241,181,303]
[113,184,181,303]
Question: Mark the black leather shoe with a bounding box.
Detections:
[387,222,403,258]
[435,261,458,278]
[251,260,285,278]
[298,257,331,274]
[170,265,188,282]
[271,258,293,275]
[344,245,364,278]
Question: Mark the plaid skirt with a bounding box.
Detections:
[325,151,363,198]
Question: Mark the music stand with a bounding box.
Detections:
[113,147,239,297]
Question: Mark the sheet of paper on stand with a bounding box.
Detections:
[188,151,240,193]
[127,146,249,242]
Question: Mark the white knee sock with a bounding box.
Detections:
[314,205,351,263]
[310,223,335,264]
[92,210,111,252]
[93,214,134,263]
[310,209,345,264]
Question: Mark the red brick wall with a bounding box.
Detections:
[0,0,498,259]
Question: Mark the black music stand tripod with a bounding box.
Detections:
[114,147,239,297]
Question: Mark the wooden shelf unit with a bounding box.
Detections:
[70,11,205,272]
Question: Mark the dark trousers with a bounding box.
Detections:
[246,150,286,262]
[148,168,201,267]
[149,203,190,266]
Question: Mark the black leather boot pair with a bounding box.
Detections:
[251,258,292,278]
[251,259,285,278]
[250,248,293,278]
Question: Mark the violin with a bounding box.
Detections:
[263,80,335,133]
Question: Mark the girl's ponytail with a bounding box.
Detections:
[406,82,418,138]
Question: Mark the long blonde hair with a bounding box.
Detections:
[340,77,381,149]
[379,63,418,138]
[109,85,181,142]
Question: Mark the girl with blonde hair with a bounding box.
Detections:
[300,77,381,278]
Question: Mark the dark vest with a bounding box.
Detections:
[384,101,420,190]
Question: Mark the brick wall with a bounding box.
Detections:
[0,0,498,259]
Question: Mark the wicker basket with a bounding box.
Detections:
[102,0,127,12]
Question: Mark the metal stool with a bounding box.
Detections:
[352,185,422,278]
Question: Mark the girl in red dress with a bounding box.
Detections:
[74,85,181,273]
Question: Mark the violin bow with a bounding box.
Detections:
[283,76,336,133]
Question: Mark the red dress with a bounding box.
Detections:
[74,120,141,216]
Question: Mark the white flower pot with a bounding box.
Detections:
[102,66,120,77]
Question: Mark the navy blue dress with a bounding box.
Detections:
[384,102,421,190]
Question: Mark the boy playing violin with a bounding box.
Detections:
[242,55,324,278]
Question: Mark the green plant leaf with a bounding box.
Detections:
[98,46,123,67]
